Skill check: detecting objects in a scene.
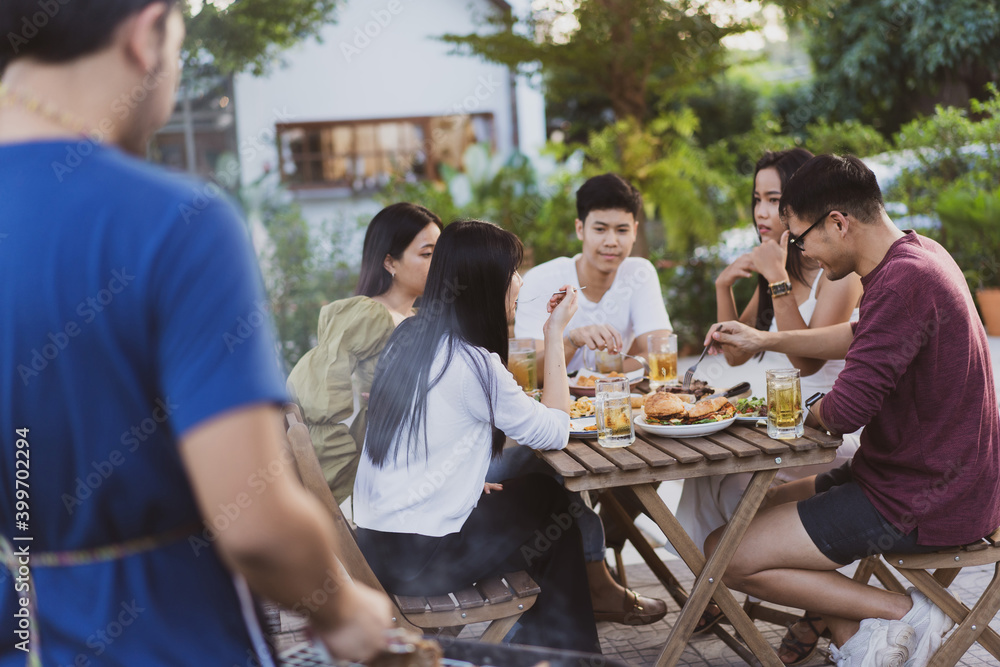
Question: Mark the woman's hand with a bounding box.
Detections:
[539,286,577,413]
[750,231,790,284]
[541,284,579,336]
[715,253,757,288]
[483,482,503,495]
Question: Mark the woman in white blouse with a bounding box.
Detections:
[353,220,599,653]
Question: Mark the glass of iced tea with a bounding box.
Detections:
[766,368,803,439]
[508,338,538,392]
[595,377,635,448]
[582,347,624,374]
[646,332,678,389]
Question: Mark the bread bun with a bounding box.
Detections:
[687,397,731,420]
[630,394,645,410]
[644,392,687,418]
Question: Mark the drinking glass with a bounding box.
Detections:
[646,332,678,389]
[508,338,538,392]
[595,377,635,448]
[766,368,804,439]
[582,348,625,374]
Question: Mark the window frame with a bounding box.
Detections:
[275,113,497,191]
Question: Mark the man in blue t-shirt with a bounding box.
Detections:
[0,2,392,665]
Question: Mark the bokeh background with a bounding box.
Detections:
[150,0,1000,368]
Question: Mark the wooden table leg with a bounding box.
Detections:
[633,471,784,667]
[599,491,758,665]
[600,491,687,607]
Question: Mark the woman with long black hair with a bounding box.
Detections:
[288,202,442,503]
[353,220,600,654]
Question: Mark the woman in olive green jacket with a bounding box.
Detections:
[288,203,442,502]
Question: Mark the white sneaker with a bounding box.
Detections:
[829,618,917,667]
[901,588,955,667]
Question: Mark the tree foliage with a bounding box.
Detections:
[888,86,1000,217]
[441,0,754,140]
[881,86,1000,294]
[245,179,359,369]
[783,0,1000,133]
[184,0,341,75]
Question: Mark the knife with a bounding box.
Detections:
[701,381,751,401]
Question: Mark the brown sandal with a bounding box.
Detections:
[778,613,828,666]
[593,589,667,625]
[693,603,724,635]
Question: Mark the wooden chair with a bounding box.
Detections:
[280,407,540,642]
[883,527,1000,666]
[740,542,1000,666]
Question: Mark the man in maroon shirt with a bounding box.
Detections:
[706,155,1000,667]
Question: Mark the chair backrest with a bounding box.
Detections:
[280,406,540,639]
[282,409,387,596]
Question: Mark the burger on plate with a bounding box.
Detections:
[642,392,688,425]
[685,397,736,424]
[642,393,735,426]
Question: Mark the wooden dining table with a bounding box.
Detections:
[534,421,841,667]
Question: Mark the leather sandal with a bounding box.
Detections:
[693,603,724,635]
[778,613,829,666]
[593,589,667,625]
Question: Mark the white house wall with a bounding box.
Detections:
[234,0,546,231]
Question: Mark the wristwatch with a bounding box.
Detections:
[805,392,825,411]
[768,280,793,298]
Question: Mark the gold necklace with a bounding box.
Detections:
[0,82,90,136]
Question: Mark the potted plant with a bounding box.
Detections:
[936,183,1000,335]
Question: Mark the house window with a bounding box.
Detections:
[276,114,495,190]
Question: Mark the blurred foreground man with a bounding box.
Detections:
[0,2,392,665]
[707,155,1000,667]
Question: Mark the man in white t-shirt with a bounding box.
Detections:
[496,173,670,625]
[514,173,672,372]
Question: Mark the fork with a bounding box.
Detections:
[516,286,587,305]
[682,325,719,391]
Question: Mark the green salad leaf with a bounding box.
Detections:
[735,396,767,416]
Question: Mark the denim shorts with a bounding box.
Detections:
[797,463,946,565]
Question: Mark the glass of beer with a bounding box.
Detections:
[508,338,537,392]
[766,368,804,439]
[646,332,678,389]
[595,377,635,448]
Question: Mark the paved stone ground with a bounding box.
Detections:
[586,556,1000,666]
[269,553,999,666]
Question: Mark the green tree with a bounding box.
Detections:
[440,1,757,256]
[441,0,753,141]
[783,0,1000,134]
[184,0,341,75]
[244,178,359,369]
[888,86,1000,218]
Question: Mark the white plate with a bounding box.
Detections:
[569,369,645,396]
[735,414,767,423]
[569,416,599,438]
[634,414,737,438]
